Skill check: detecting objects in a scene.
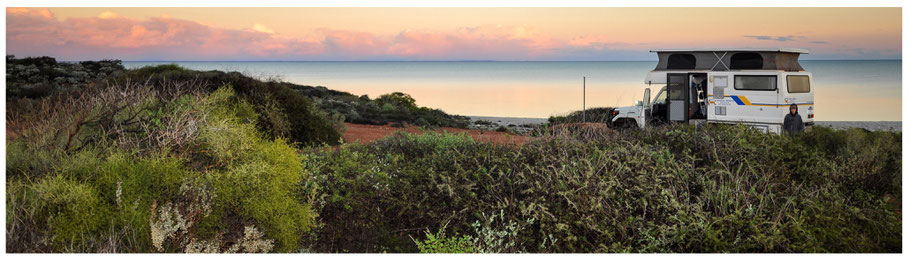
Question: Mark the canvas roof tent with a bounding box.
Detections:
[645,48,809,84]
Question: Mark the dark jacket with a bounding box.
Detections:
[783,112,805,135]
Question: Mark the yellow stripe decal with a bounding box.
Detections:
[708,94,814,106]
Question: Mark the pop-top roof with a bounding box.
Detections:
[651,48,809,54]
[649,48,809,72]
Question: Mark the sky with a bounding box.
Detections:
[5,7,902,61]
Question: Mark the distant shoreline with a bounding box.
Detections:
[469,116,902,132]
[115,59,903,63]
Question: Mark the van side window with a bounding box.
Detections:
[667,54,697,69]
[734,75,777,91]
[787,75,810,93]
[730,53,763,69]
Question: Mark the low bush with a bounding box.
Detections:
[294,84,470,128]
[111,64,467,144]
[307,124,901,253]
[6,83,318,253]
[313,91,471,128]
[194,88,317,251]
[548,107,616,125]
[110,65,342,146]
[8,57,470,144]
[414,223,476,253]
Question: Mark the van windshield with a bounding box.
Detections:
[653,89,667,104]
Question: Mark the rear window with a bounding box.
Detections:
[734,75,777,91]
[787,75,810,93]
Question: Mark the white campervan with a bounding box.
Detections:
[612,48,815,133]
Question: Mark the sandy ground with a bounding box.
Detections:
[469,116,549,126]
[468,116,548,134]
[814,121,902,132]
[342,123,530,145]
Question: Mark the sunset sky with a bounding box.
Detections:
[6,7,902,61]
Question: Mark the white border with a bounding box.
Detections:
[1,0,907,256]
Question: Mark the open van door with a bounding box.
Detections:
[640,88,651,127]
[667,73,689,122]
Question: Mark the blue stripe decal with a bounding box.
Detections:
[731,96,745,105]
[751,102,815,106]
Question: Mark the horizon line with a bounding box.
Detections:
[104,58,903,62]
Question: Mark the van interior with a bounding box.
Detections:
[662,73,707,123]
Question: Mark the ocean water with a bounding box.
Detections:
[123,60,901,121]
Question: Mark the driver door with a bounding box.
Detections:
[640,88,651,127]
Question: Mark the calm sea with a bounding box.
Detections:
[123,60,901,121]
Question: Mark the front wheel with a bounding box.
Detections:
[648,117,668,127]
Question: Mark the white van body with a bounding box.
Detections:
[612,49,815,133]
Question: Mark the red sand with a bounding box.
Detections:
[341,123,530,145]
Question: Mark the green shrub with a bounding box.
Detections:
[469,210,531,253]
[308,124,901,253]
[207,140,315,252]
[198,86,317,252]
[6,146,195,252]
[548,107,616,125]
[304,144,400,252]
[6,139,59,179]
[6,83,318,253]
[254,95,292,139]
[115,65,342,146]
[127,64,187,79]
[414,223,476,253]
[25,175,103,248]
[311,91,470,128]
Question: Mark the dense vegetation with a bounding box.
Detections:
[6,57,903,253]
[294,85,470,128]
[111,64,345,145]
[6,56,471,145]
[309,125,901,253]
[548,107,616,125]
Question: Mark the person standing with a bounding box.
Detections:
[783,103,805,135]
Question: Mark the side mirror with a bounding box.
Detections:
[635,100,643,106]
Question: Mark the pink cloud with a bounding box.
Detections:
[8,8,600,61]
[317,29,388,57]
[7,8,895,61]
[387,25,563,59]
[7,8,326,60]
